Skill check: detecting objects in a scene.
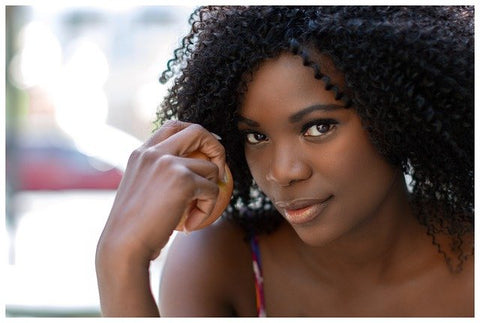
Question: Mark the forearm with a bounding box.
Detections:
[93,122,227,316]
[96,244,160,317]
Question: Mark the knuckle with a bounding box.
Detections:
[127,147,143,164]
[150,120,188,142]
[142,147,160,163]
[187,123,205,135]
[162,119,185,131]
[174,168,197,196]
[156,154,176,168]
[156,157,195,192]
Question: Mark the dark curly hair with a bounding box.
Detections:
[155,6,474,272]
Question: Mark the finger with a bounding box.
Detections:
[190,173,219,211]
[182,175,219,231]
[183,202,215,232]
[176,156,220,183]
[143,120,192,147]
[157,124,227,180]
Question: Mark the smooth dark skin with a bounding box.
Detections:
[98,53,473,317]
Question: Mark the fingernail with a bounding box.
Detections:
[223,172,228,184]
[211,132,222,140]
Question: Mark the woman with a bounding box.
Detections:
[96,6,473,317]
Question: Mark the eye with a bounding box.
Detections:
[303,120,337,137]
[245,132,268,144]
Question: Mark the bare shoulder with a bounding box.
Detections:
[447,234,474,313]
[429,232,474,316]
[159,218,257,316]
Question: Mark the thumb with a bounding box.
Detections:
[182,198,216,232]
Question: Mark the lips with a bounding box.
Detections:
[275,196,333,225]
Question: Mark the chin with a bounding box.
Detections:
[292,225,345,248]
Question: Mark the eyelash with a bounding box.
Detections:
[302,119,338,137]
[242,119,338,145]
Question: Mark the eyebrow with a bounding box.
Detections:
[289,104,344,123]
[237,103,344,127]
[237,115,260,127]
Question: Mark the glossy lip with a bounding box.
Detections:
[275,196,333,225]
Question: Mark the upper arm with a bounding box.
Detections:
[158,220,247,316]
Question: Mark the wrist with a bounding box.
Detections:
[96,238,159,317]
[96,231,151,274]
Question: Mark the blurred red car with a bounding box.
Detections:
[8,137,123,191]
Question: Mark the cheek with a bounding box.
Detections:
[244,149,275,197]
[324,129,396,201]
[245,150,265,184]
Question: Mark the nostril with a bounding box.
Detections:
[266,172,295,187]
[266,160,312,187]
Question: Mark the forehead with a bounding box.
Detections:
[240,53,346,117]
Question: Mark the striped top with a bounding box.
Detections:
[249,235,266,317]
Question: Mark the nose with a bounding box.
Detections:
[266,145,312,187]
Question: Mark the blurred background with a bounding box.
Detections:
[5,4,195,317]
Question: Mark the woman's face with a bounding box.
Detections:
[238,53,401,246]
